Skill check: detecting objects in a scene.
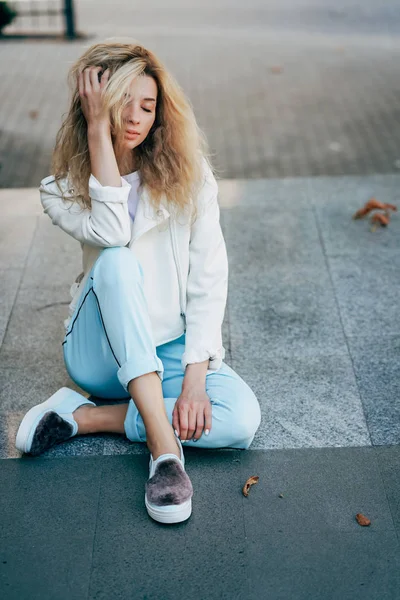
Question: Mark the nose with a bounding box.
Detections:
[126,103,140,125]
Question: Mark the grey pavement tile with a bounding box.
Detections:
[89,451,248,599]
[228,263,348,357]
[35,434,106,458]
[375,445,400,534]
[222,204,325,273]
[247,529,400,600]
[0,188,42,218]
[309,174,400,257]
[218,177,311,210]
[230,351,370,449]
[0,456,102,540]
[328,253,400,338]
[241,448,396,540]
[20,215,81,289]
[0,365,76,414]
[102,434,148,456]
[240,447,396,536]
[3,14,400,184]
[0,300,70,369]
[0,269,23,348]
[0,532,94,600]
[0,217,80,368]
[347,336,400,446]
[0,456,100,599]
[0,217,38,270]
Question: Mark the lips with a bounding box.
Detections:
[126,130,139,135]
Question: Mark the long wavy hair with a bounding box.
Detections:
[51,40,217,224]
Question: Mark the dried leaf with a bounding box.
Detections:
[355,513,371,526]
[370,212,390,227]
[242,475,259,497]
[352,197,397,219]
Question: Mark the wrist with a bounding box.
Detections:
[87,121,111,138]
[182,360,208,390]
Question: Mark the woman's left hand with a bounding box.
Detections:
[172,387,212,442]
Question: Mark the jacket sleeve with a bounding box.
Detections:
[39,173,132,247]
[181,169,229,374]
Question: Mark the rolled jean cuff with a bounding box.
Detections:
[124,398,142,442]
[117,355,164,392]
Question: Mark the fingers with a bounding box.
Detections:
[99,68,110,88]
[204,404,212,436]
[172,406,180,438]
[186,410,197,441]
[83,66,101,94]
[178,408,189,441]
[192,412,204,441]
[79,66,109,96]
[177,407,211,441]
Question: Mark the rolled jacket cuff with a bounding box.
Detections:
[89,173,131,203]
[181,345,225,373]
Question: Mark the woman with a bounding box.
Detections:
[15,41,261,524]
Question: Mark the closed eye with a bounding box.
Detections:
[143,108,152,113]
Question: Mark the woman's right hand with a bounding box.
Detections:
[78,66,111,131]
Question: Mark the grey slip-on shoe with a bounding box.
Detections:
[15,387,96,456]
[145,433,193,524]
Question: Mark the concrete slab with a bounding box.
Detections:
[309,174,400,257]
[347,336,400,446]
[328,253,400,338]
[1,447,400,600]
[375,445,400,534]
[0,269,23,348]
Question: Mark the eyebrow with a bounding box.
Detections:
[126,94,156,102]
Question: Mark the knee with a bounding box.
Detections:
[94,247,143,287]
[229,385,261,444]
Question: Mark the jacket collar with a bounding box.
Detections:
[130,184,170,243]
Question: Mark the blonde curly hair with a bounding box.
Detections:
[51,39,218,224]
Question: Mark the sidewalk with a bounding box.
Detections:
[2,1,400,187]
[0,173,399,598]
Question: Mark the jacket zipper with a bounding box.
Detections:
[169,220,186,320]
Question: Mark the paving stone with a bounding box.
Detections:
[247,529,400,600]
[2,3,400,185]
[89,451,248,600]
[347,336,400,446]
[375,445,400,534]
[240,446,394,535]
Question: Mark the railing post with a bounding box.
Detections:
[64,0,76,39]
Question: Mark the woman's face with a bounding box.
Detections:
[116,74,158,151]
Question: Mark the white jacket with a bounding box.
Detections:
[39,158,229,374]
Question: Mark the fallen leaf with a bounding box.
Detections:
[270,66,283,74]
[242,475,259,497]
[355,513,371,526]
[352,197,397,219]
[370,212,390,227]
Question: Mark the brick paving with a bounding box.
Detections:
[1,0,400,186]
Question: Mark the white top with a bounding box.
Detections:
[121,170,140,222]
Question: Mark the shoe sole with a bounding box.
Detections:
[145,494,192,524]
[15,387,76,453]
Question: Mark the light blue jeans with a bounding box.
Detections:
[62,247,261,449]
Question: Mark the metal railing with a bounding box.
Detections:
[0,0,85,39]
